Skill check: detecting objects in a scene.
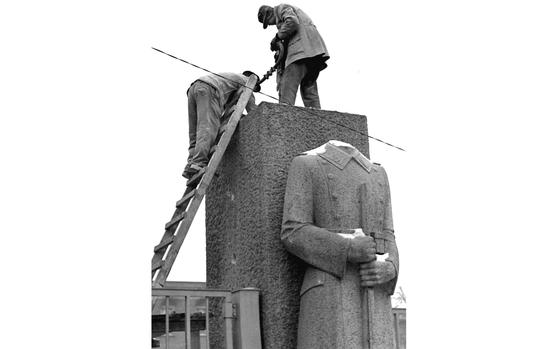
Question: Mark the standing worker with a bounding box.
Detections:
[183,71,260,179]
[258,4,329,108]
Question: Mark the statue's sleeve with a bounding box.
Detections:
[380,166,399,295]
[281,156,351,278]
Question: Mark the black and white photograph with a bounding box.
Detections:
[2,1,559,348]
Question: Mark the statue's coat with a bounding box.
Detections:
[281,142,399,349]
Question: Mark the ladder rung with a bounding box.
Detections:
[165,212,185,230]
[219,123,228,134]
[186,167,206,187]
[176,190,196,207]
[150,75,258,288]
[152,260,164,272]
[154,236,175,253]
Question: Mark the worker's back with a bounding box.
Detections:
[197,73,248,108]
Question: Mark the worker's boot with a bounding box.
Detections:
[182,163,205,180]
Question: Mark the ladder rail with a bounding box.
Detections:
[151,186,191,278]
[152,75,258,288]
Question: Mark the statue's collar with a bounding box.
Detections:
[304,141,375,172]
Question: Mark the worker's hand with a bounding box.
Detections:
[359,260,396,287]
[270,34,280,51]
[347,236,376,264]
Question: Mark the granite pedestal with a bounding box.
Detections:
[206,102,369,349]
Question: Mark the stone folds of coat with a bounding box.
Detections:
[281,143,399,349]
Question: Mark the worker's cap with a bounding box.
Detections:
[257,5,273,29]
[243,71,261,92]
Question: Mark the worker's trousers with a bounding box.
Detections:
[278,59,322,108]
[187,81,222,167]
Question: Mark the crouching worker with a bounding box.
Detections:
[183,71,260,179]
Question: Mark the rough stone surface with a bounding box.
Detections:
[206,102,369,349]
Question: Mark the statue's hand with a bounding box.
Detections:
[359,260,396,287]
[347,236,376,263]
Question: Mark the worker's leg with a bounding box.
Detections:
[278,61,306,105]
[300,63,321,109]
[191,82,221,167]
[186,87,198,165]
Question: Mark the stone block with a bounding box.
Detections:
[206,102,369,349]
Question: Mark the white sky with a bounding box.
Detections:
[2,1,560,348]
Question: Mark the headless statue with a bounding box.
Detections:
[281,140,400,349]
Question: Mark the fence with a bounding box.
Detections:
[152,284,261,349]
[153,283,404,349]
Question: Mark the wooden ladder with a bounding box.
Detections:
[151,75,257,289]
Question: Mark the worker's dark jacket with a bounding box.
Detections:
[273,4,329,69]
[281,142,399,349]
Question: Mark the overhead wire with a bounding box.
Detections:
[151,47,406,152]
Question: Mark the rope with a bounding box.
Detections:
[152,47,406,152]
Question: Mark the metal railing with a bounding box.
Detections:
[152,284,403,349]
[152,285,261,349]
